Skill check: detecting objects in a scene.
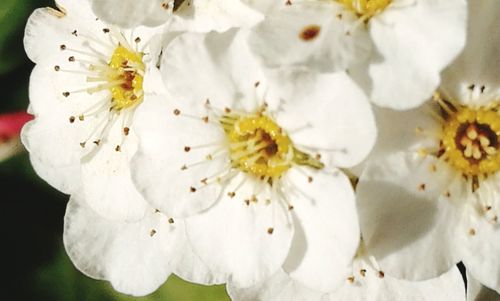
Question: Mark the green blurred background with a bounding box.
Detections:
[0,1,229,300]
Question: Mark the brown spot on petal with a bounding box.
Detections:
[299,25,321,41]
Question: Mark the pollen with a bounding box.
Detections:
[440,105,500,176]
[221,112,324,180]
[336,0,391,20]
[108,45,145,110]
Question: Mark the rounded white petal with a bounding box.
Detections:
[467,271,500,301]
[170,0,263,33]
[24,0,101,63]
[170,223,228,285]
[161,29,267,112]
[441,0,500,106]
[184,173,294,287]
[227,269,328,301]
[283,168,359,292]
[80,127,148,221]
[462,180,500,293]
[366,0,466,109]
[275,71,376,168]
[249,1,371,72]
[89,0,173,28]
[357,152,465,280]
[229,261,465,301]
[64,197,180,296]
[132,95,227,217]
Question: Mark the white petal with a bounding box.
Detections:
[80,124,148,221]
[350,102,440,176]
[170,223,228,285]
[357,152,465,280]
[64,197,180,296]
[441,0,500,106]
[366,0,466,109]
[283,168,359,292]
[461,215,500,294]
[329,260,466,301]
[161,29,266,112]
[275,71,376,168]
[467,271,500,301]
[227,269,327,301]
[89,0,173,28]
[131,95,227,217]
[170,0,263,33]
[24,0,102,63]
[248,1,371,72]
[184,173,294,287]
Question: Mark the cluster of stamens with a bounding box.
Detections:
[336,0,392,20]
[221,112,324,181]
[56,27,146,152]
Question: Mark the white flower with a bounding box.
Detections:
[227,248,466,301]
[22,0,164,221]
[131,29,377,290]
[355,0,500,294]
[90,0,264,32]
[63,194,183,296]
[248,0,467,109]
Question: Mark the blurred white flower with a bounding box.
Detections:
[227,244,466,301]
[22,0,166,221]
[90,0,263,32]
[131,29,377,290]
[355,0,500,294]
[248,0,467,109]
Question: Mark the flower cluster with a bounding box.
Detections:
[22,0,499,300]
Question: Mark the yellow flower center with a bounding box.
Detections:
[441,105,500,176]
[221,112,324,180]
[107,45,145,110]
[336,0,392,20]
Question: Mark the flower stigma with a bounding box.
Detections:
[220,110,324,182]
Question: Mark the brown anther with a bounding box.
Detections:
[486,206,492,211]
[102,28,110,33]
[93,139,101,146]
[190,186,197,193]
[288,204,294,211]
[184,146,191,152]
[227,192,236,198]
[134,37,141,43]
[62,92,70,97]
[444,191,451,197]
[78,115,84,121]
[123,127,130,136]
[254,81,260,87]
[69,116,75,123]
[244,199,250,206]
[347,276,355,283]
[360,269,367,277]
[173,109,181,115]
[60,44,66,50]
[68,56,75,62]
[469,228,476,236]
[224,107,231,113]
[115,145,121,152]
[285,0,292,5]
[336,13,343,19]
[200,178,208,185]
[307,176,313,183]
[168,218,175,224]
[149,229,157,237]
[202,116,209,123]
[155,209,160,213]
[80,142,86,148]
[71,30,77,36]
[54,65,60,71]
[181,165,188,170]
[418,183,426,191]
[267,227,274,235]
[378,271,385,278]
